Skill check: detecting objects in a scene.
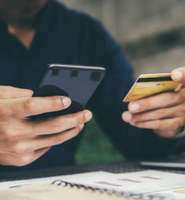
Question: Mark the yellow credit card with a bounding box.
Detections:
[123,73,180,102]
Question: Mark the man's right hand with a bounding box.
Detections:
[0,86,92,167]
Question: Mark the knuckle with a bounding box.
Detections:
[3,128,17,142]
[10,143,26,155]
[157,109,166,118]
[16,155,31,167]
[140,99,150,110]
[76,112,86,124]
[162,93,173,105]
[51,96,63,110]
[0,106,12,119]
[154,120,162,129]
[49,120,62,133]
[23,99,35,112]
[25,90,33,97]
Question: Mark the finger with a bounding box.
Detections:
[0,86,33,99]
[129,117,184,131]
[33,125,84,150]
[2,124,84,156]
[124,104,185,123]
[0,147,50,166]
[31,110,92,136]
[122,111,181,138]
[171,67,185,84]
[122,111,132,122]
[5,96,71,117]
[128,87,185,113]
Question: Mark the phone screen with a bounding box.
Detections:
[30,64,105,120]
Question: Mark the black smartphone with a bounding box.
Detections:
[29,64,106,120]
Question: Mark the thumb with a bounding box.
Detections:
[0,86,33,99]
[171,67,185,84]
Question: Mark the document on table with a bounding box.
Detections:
[59,170,185,199]
[1,170,185,199]
[0,171,112,191]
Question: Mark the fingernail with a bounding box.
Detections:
[85,110,92,121]
[130,103,140,112]
[122,113,132,121]
[62,97,71,107]
[79,124,84,130]
[172,71,182,80]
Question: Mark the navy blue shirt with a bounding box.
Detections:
[0,0,185,172]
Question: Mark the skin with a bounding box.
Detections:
[122,68,185,138]
[0,1,93,166]
[0,0,48,48]
[0,86,92,166]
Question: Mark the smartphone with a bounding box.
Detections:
[123,73,180,102]
[29,64,106,120]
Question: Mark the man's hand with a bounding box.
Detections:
[0,86,92,167]
[122,68,185,138]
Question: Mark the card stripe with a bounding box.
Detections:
[137,77,172,82]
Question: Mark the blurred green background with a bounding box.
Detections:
[75,117,125,165]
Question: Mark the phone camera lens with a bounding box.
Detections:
[52,69,59,76]
[90,72,101,81]
[70,70,79,77]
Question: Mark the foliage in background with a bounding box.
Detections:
[75,117,125,165]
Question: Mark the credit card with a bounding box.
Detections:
[123,73,180,102]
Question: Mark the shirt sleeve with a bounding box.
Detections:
[86,22,185,160]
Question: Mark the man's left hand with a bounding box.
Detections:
[122,69,185,138]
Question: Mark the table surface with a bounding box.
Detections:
[1,160,185,182]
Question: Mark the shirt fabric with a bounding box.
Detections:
[0,0,185,172]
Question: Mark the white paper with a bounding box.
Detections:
[2,170,185,199]
[60,170,185,199]
[0,171,112,191]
